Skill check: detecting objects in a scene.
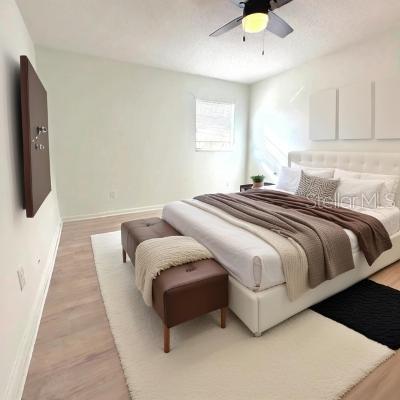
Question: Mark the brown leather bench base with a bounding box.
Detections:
[121,218,229,353]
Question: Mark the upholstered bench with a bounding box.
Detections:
[121,218,229,353]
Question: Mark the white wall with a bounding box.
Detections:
[0,1,61,399]
[248,27,400,182]
[36,48,249,220]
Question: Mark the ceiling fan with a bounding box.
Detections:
[210,0,294,39]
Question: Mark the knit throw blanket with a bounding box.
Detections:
[135,236,213,306]
[236,190,392,265]
[194,191,392,298]
[185,200,310,300]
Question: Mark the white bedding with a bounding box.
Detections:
[345,205,399,250]
[162,188,400,292]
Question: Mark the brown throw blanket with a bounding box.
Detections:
[194,190,392,289]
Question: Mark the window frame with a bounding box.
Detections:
[195,99,236,152]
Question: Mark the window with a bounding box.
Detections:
[195,99,235,152]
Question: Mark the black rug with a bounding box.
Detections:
[311,280,400,350]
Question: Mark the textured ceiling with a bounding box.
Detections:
[16,0,400,83]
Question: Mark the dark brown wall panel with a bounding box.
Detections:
[20,55,51,218]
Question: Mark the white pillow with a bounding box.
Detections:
[336,179,384,209]
[334,168,361,180]
[276,167,301,193]
[359,172,399,207]
[333,169,399,207]
[292,163,335,179]
[277,166,335,193]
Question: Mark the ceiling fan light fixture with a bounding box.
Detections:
[242,12,269,33]
[208,0,294,40]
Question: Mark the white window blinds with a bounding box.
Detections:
[195,99,235,151]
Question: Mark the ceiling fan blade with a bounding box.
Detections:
[209,16,243,37]
[267,11,294,38]
[270,0,294,11]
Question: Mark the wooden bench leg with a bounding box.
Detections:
[164,324,170,353]
[122,249,127,263]
[221,307,227,329]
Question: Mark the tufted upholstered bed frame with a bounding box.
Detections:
[229,151,400,336]
[289,151,400,204]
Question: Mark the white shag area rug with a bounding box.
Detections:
[91,231,394,400]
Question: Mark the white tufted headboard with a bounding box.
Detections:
[289,151,400,203]
[288,151,400,175]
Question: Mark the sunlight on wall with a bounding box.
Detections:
[249,82,307,181]
[248,27,400,183]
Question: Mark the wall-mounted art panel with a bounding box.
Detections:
[338,82,372,140]
[309,88,337,141]
[375,77,400,139]
[20,56,51,218]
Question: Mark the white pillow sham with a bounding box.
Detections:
[333,168,399,207]
[334,168,361,180]
[335,179,384,209]
[359,172,399,207]
[277,166,335,193]
[276,167,301,193]
[276,165,334,193]
[291,163,335,178]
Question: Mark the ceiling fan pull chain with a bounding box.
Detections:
[262,28,266,55]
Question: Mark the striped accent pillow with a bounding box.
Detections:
[296,171,339,203]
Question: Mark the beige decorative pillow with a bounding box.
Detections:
[296,171,339,202]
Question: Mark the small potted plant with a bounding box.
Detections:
[250,174,265,189]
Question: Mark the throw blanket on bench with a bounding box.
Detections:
[135,236,213,306]
[194,190,392,297]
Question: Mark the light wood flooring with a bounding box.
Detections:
[22,212,400,400]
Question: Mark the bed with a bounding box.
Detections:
[163,151,400,336]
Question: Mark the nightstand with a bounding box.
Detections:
[240,183,274,192]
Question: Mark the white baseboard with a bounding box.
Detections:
[4,220,63,400]
[62,204,164,222]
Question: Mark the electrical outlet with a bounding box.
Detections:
[109,191,117,200]
[17,268,26,291]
